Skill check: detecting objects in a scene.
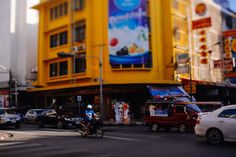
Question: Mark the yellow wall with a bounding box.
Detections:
[33,0,188,91]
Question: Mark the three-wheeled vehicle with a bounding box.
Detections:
[144,98,202,132]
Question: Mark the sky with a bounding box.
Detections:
[228,0,236,12]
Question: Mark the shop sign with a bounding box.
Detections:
[192,17,212,30]
[176,64,189,74]
[147,86,186,98]
[182,79,197,94]
[225,73,236,78]
[112,100,130,122]
[108,0,150,65]
[176,53,189,64]
[195,3,207,16]
[223,29,236,38]
[214,59,233,69]
[77,95,82,102]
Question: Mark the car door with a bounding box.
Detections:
[174,105,187,125]
[218,109,236,140]
[45,110,57,125]
[27,110,34,122]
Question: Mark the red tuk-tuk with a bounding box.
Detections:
[144,99,202,132]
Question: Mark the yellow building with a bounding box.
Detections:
[31,0,191,120]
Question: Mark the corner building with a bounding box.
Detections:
[31,0,193,120]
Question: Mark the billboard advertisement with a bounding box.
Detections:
[108,0,150,65]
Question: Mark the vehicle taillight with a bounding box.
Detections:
[196,117,201,124]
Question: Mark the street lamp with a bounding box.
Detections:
[57,47,104,119]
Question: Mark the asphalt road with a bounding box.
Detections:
[0,124,235,157]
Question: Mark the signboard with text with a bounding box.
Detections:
[108,0,150,65]
[192,17,212,30]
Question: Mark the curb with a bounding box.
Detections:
[103,122,145,126]
[0,132,13,141]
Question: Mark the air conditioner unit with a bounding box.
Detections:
[79,43,86,50]
[31,66,38,73]
[72,46,79,52]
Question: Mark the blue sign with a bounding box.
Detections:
[108,0,150,65]
[114,0,142,11]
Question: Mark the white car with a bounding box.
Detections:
[0,108,21,128]
[195,105,236,144]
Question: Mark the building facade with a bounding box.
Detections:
[0,0,38,109]
[31,0,236,121]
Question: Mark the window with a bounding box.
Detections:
[74,0,85,11]
[176,106,185,113]
[218,109,236,118]
[50,61,68,77]
[59,31,68,45]
[50,31,68,48]
[50,34,58,48]
[50,8,53,20]
[75,21,86,42]
[64,2,68,15]
[50,2,68,21]
[59,61,68,76]
[59,3,63,16]
[75,55,86,73]
[50,63,58,77]
[54,6,58,19]
[226,15,233,29]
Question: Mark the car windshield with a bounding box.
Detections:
[5,109,17,114]
[0,109,17,114]
[35,109,44,114]
[0,109,6,114]
[186,104,202,113]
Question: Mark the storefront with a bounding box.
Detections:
[0,90,9,108]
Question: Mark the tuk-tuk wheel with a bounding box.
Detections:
[178,123,187,133]
[150,123,159,132]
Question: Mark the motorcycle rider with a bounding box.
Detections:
[84,104,97,133]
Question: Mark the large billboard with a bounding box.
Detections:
[108,0,150,65]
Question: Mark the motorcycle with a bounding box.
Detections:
[78,116,104,138]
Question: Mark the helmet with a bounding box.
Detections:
[87,104,92,109]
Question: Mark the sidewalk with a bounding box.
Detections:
[0,131,13,141]
[103,120,145,126]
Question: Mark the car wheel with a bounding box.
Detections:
[38,121,44,128]
[57,121,63,129]
[96,127,104,138]
[178,123,187,133]
[150,123,159,132]
[206,128,223,144]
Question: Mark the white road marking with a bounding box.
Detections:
[0,141,25,146]
[0,143,42,149]
[104,135,142,142]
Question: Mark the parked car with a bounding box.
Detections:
[37,109,77,129]
[0,108,21,128]
[144,99,202,132]
[24,109,45,124]
[195,105,236,144]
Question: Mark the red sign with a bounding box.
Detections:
[192,17,212,30]
[214,59,233,69]
[195,3,207,16]
[225,73,236,78]
[0,90,9,95]
[223,29,236,37]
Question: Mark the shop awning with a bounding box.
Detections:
[146,85,192,101]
